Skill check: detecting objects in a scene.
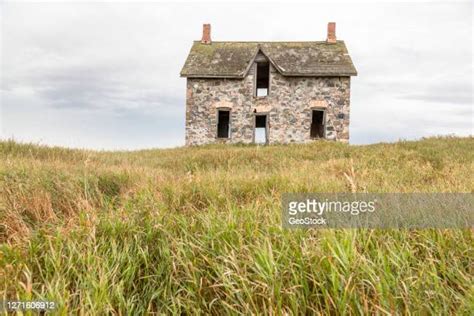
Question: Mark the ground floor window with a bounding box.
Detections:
[217,110,230,138]
[310,110,325,138]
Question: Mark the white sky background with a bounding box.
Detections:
[1,1,472,149]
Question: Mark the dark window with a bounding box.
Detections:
[254,115,267,144]
[256,62,269,97]
[310,110,325,138]
[255,115,266,128]
[217,110,230,138]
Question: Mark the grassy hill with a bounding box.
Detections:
[1,137,473,314]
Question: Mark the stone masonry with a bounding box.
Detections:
[185,62,351,145]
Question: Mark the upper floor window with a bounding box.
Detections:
[256,62,270,97]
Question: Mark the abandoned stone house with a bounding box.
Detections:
[180,23,357,145]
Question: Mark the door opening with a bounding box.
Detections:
[310,110,325,138]
[254,115,268,144]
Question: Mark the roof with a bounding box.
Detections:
[180,41,357,78]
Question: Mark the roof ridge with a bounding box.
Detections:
[192,40,345,44]
[181,40,357,78]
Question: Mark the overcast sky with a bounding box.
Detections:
[1,1,472,149]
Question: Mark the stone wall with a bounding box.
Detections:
[185,63,351,146]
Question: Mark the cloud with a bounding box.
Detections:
[397,81,473,105]
[1,1,472,149]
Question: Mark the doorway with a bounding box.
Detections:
[254,114,268,144]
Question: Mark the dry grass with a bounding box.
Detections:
[0,136,473,314]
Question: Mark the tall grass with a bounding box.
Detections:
[0,137,473,314]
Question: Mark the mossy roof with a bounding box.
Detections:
[180,41,357,78]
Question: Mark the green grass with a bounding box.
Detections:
[0,137,473,314]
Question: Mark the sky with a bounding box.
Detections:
[1,0,472,150]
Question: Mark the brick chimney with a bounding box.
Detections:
[201,24,211,44]
[327,22,336,43]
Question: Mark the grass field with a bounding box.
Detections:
[1,137,473,314]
